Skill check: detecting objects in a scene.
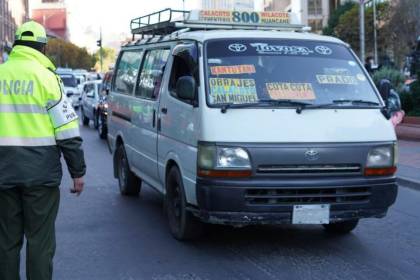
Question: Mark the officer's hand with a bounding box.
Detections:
[71,177,84,196]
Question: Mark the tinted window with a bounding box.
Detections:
[84,83,95,97]
[114,50,143,95]
[206,39,380,106]
[135,49,170,99]
[169,56,193,101]
[59,74,77,88]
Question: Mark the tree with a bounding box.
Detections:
[334,2,390,59]
[93,47,116,72]
[383,0,420,67]
[46,38,96,70]
[323,1,356,36]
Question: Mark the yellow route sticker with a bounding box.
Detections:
[316,75,358,85]
[210,78,258,104]
[266,82,316,100]
[210,65,256,75]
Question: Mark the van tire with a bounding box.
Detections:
[165,166,203,240]
[323,220,359,234]
[81,108,89,126]
[93,112,99,129]
[116,145,141,196]
[98,114,107,139]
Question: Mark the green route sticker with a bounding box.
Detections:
[209,78,258,104]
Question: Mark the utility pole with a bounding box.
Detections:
[359,0,365,63]
[372,0,378,65]
[97,27,103,73]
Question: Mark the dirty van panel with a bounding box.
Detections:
[109,50,143,160]
[129,48,171,188]
[157,46,201,205]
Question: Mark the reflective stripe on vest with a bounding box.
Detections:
[0,136,56,146]
[0,104,47,114]
[47,97,78,129]
[55,127,80,140]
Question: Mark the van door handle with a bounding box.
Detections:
[161,107,168,114]
[152,109,156,128]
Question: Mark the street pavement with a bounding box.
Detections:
[21,123,420,280]
[398,140,420,185]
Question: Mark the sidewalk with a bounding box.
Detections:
[396,124,420,141]
[397,140,420,189]
[396,116,420,141]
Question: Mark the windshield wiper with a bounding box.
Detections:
[220,99,312,113]
[332,99,381,106]
[295,99,381,114]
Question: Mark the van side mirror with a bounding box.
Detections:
[387,90,402,113]
[176,76,196,102]
[378,79,402,119]
[378,79,391,102]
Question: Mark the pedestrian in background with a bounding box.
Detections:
[0,21,86,280]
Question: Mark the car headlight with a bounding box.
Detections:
[365,144,397,176]
[198,144,251,178]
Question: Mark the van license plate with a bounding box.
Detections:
[292,204,330,224]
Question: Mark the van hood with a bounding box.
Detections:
[200,108,396,143]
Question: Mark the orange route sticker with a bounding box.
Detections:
[210,65,256,75]
[266,82,316,100]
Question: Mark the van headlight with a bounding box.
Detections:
[364,144,397,176]
[198,144,252,178]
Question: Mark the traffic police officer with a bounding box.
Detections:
[0,21,86,280]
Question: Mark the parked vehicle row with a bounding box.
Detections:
[56,68,104,109]
[79,72,112,139]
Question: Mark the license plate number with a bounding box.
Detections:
[292,204,330,224]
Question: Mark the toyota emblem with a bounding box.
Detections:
[228,43,247,53]
[305,149,319,161]
[314,45,333,55]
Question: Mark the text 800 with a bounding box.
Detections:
[232,12,259,24]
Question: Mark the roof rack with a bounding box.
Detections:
[130,9,308,39]
[131,9,190,38]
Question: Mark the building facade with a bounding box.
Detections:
[200,0,255,10]
[264,0,340,33]
[30,0,68,40]
[0,0,29,62]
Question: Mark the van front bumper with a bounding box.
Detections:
[195,177,398,226]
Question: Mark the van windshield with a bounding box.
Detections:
[205,39,380,107]
[59,74,78,88]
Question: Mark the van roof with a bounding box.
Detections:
[177,29,346,45]
[123,29,347,49]
[125,9,347,49]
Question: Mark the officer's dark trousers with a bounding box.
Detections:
[0,186,60,280]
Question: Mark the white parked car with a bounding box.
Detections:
[57,72,81,109]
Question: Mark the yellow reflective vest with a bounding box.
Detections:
[0,45,86,188]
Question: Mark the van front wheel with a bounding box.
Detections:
[323,220,359,234]
[165,167,203,240]
[116,145,141,196]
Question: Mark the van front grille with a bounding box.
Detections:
[257,164,361,175]
[245,186,371,206]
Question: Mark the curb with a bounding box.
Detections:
[397,176,420,191]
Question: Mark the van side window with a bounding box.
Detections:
[114,51,143,95]
[135,49,170,99]
[169,56,193,101]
